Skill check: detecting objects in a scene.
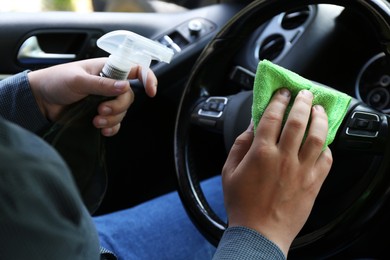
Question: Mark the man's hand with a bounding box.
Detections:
[27,58,158,136]
[222,88,333,257]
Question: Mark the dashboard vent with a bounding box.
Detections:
[258,34,285,61]
[255,5,314,63]
[281,6,311,30]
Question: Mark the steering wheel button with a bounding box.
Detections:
[347,128,378,138]
[198,118,216,127]
[230,66,255,89]
[202,103,211,111]
[355,118,369,128]
[346,111,380,138]
[217,103,225,112]
[210,102,218,111]
[345,140,373,149]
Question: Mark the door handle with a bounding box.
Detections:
[17,36,76,62]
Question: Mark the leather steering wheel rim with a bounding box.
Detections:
[174,0,390,257]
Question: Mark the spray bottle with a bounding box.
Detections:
[97,30,174,82]
[42,30,174,213]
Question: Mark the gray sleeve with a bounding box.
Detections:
[213,226,286,260]
[0,117,101,260]
[0,71,50,132]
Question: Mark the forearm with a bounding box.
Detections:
[213,226,286,260]
[0,71,50,133]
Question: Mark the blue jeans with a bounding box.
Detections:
[93,175,226,260]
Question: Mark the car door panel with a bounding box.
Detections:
[0,4,242,79]
[0,3,244,213]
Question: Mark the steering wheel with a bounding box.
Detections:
[174,0,390,258]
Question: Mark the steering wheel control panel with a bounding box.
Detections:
[346,111,381,138]
[339,104,389,153]
[190,97,227,132]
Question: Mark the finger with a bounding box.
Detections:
[255,88,291,146]
[76,75,131,97]
[93,110,127,129]
[222,122,254,177]
[128,66,158,97]
[98,89,134,116]
[80,57,107,75]
[127,65,142,79]
[278,90,313,154]
[81,58,155,98]
[101,123,121,137]
[313,147,333,188]
[299,105,328,163]
[94,92,132,129]
[144,69,158,97]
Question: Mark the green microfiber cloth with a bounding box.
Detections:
[252,59,352,148]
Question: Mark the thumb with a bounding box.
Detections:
[222,121,254,175]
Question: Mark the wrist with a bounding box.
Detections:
[27,70,51,120]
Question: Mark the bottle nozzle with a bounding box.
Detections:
[97,30,174,85]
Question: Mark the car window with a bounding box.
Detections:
[0,0,220,13]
